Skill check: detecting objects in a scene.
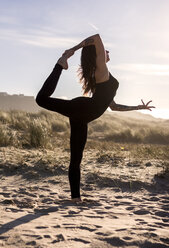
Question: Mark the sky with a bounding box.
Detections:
[0,0,169,118]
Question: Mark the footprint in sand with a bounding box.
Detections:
[133,209,150,215]
[161,200,169,204]
[78,225,97,232]
[0,192,11,197]
[100,236,126,246]
[161,196,169,200]
[140,240,169,248]
[35,226,48,229]
[25,192,37,197]
[126,206,135,210]
[139,232,158,238]
[52,224,61,228]
[69,238,90,244]
[41,197,53,203]
[49,192,58,195]
[68,210,81,215]
[43,235,51,238]
[23,234,42,240]
[161,205,169,211]
[104,205,112,209]
[94,224,102,228]
[62,223,76,229]
[115,228,127,232]
[51,234,65,243]
[114,196,123,199]
[147,196,160,201]
[84,214,104,219]
[155,210,169,218]
[123,236,133,240]
[1,199,14,205]
[94,210,108,215]
[110,215,119,219]
[154,222,169,227]
[133,198,143,202]
[38,186,51,192]
[0,235,8,241]
[120,201,133,205]
[114,203,121,206]
[162,218,169,223]
[160,238,169,245]
[138,221,147,225]
[95,231,113,237]
[26,241,37,246]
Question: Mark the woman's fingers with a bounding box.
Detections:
[146,105,155,111]
[141,99,154,107]
[141,99,145,105]
[146,100,152,106]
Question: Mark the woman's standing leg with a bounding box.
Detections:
[69,119,88,199]
[36,55,88,200]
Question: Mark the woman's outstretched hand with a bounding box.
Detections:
[138,99,155,111]
[62,49,75,58]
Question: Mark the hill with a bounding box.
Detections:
[0,92,40,112]
[0,92,163,121]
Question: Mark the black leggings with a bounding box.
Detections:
[36,64,88,198]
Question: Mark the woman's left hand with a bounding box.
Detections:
[138,99,155,111]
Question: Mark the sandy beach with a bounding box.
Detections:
[0,147,169,248]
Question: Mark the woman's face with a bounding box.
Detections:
[105,50,110,63]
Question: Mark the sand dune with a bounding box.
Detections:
[0,147,169,248]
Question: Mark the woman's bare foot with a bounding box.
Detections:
[62,49,74,58]
[71,197,82,203]
[57,55,68,70]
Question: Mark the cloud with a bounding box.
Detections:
[110,63,169,76]
[0,27,78,48]
[21,35,78,48]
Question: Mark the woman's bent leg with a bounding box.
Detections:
[69,119,88,199]
[36,64,62,100]
[36,63,71,116]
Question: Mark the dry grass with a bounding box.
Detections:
[0,109,168,186]
[0,110,168,162]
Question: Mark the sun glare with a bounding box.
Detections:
[140,109,169,119]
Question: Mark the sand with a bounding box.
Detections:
[0,147,169,248]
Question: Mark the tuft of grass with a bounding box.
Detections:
[89,120,110,133]
[51,121,68,132]
[104,129,142,143]
[129,144,169,160]
[0,126,18,146]
[28,119,51,148]
[144,129,169,145]
[0,111,11,124]
[9,110,30,130]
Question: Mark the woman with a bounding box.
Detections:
[36,34,154,202]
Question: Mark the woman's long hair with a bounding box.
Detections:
[78,45,96,95]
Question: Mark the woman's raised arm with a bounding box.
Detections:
[67,34,104,52]
[63,34,106,67]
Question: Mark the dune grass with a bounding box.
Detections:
[0,110,168,161]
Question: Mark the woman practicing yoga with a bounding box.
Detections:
[36,34,155,202]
